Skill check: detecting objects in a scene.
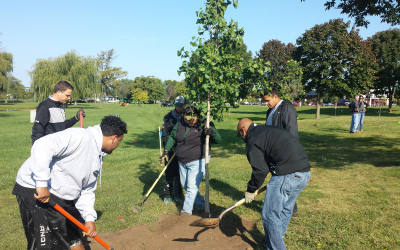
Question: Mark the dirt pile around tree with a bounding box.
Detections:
[86,213,262,250]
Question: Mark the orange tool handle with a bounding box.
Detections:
[79,110,83,128]
[48,200,113,250]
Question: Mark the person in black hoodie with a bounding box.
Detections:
[262,87,300,217]
[31,81,85,144]
[160,106,222,216]
[237,118,311,250]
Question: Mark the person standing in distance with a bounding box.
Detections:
[349,95,360,133]
[237,118,311,250]
[13,115,127,250]
[31,80,86,144]
[262,87,300,217]
[358,96,366,132]
[161,96,186,204]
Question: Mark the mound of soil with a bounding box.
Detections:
[86,212,262,250]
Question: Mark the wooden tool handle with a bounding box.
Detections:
[79,110,83,128]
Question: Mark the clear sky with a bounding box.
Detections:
[1,0,399,87]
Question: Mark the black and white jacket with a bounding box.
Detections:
[31,97,78,144]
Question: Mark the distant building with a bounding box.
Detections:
[304,91,317,100]
[25,87,30,92]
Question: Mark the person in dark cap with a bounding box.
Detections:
[237,118,310,250]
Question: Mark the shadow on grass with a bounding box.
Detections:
[299,130,400,169]
[0,113,14,117]
[296,106,400,117]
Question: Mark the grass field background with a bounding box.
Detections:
[1,102,399,249]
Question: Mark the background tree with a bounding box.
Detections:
[174,80,189,97]
[321,0,400,28]
[8,75,25,102]
[129,76,165,102]
[163,80,178,101]
[281,59,304,103]
[97,49,128,107]
[178,0,270,213]
[369,29,400,113]
[137,90,149,105]
[256,39,296,98]
[0,51,13,102]
[295,18,376,119]
[30,51,101,103]
[117,79,134,99]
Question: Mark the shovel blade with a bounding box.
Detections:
[190,218,220,228]
[132,207,142,214]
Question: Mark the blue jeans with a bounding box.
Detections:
[178,157,209,215]
[350,113,360,132]
[358,112,365,131]
[262,171,311,250]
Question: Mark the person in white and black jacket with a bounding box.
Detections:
[13,115,127,250]
[31,80,86,144]
[237,118,310,250]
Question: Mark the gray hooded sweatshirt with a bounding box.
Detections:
[16,125,103,222]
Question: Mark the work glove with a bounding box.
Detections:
[204,127,216,136]
[159,149,169,164]
[244,191,256,204]
[75,109,86,120]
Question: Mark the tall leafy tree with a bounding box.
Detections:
[281,59,304,102]
[0,51,13,102]
[295,18,376,119]
[97,49,128,107]
[369,29,400,113]
[164,80,179,101]
[30,51,101,103]
[321,0,400,27]
[256,39,296,98]
[117,79,134,99]
[178,0,269,213]
[130,76,165,102]
[174,80,189,97]
[8,75,25,102]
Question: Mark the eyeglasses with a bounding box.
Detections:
[61,91,72,97]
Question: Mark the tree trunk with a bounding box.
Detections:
[204,98,211,215]
[388,87,393,113]
[5,94,8,103]
[315,92,320,119]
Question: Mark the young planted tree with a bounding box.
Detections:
[97,49,128,107]
[368,29,400,113]
[295,18,376,119]
[281,59,304,103]
[30,51,101,103]
[178,0,269,213]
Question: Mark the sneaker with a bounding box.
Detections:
[180,211,191,216]
[173,195,184,204]
[164,198,173,205]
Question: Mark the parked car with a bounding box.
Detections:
[146,100,155,104]
[337,100,351,106]
[161,101,173,107]
[294,102,301,106]
[321,102,334,106]
[243,101,249,105]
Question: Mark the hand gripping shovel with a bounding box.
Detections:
[48,199,115,250]
[190,185,267,228]
[133,153,176,213]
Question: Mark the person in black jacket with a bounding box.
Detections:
[31,81,85,144]
[262,87,299,139]
[237,118,311,250]
[160,106,222,216]
[262,87,300,217]
[161,96,186,205]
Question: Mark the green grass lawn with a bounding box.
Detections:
[1,102,399,249]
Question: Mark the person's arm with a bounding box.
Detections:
[164,122,178,151]
[246,144,270,193]
[208,122,222,144]
[64,109,82,128]
[75,179,97,223]
[31,104,50,144]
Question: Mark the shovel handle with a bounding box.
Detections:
[143,153,176,198]
[48,199,113,250]
[79,110,83,128]
[218,185,267,220]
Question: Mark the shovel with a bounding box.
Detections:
[190,185,267,228]
[48,199,115,250]
[133,153,176,213]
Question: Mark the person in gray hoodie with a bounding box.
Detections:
[12,115,127,250]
